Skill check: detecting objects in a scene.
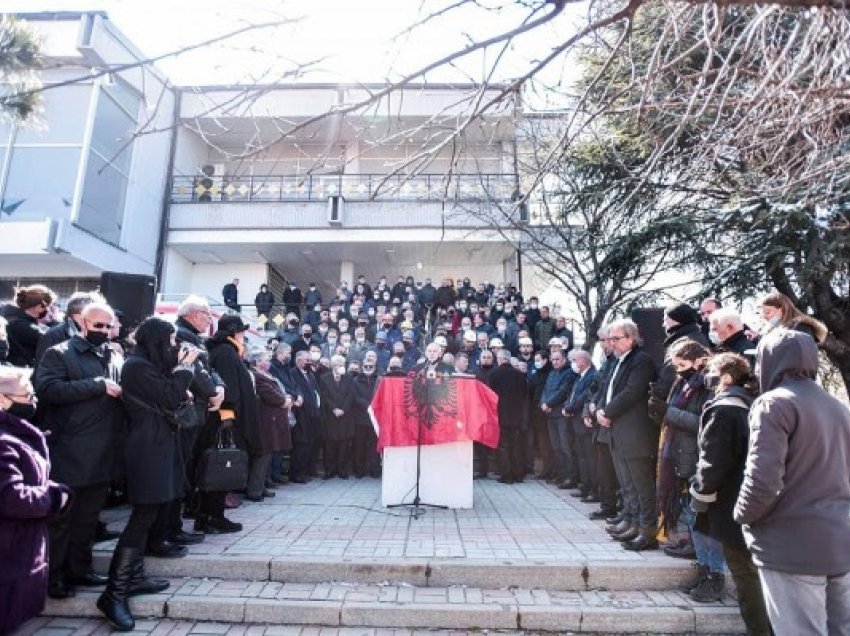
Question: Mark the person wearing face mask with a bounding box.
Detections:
[350,352,380,478]
[288,351,322,483]
[370,331,392,374]
[318,355,356,479]
[321,328,340,359]
[34,302,124,600]
[291,323,316,360]
[33,291,105,372]
[2,285,57,367]
[707,308,758,363]
[0,367,73,635]
[688,353,770,633]
[249,349,292,496]
[488,349,530,484]
[303,283,322,309]
[646,339,714,564]
[282,281,304,318]
[254,284,276,320]
[757,290,827,343]
[562,350,598,502]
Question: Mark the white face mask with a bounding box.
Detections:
[310,351,321,362]
[534,360,544,369]
[335,367,346,376]
[570,362,580,374]
[708,330,721,345]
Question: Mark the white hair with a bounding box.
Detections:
[177,295,211,317]
[568,349,592,364]
[606,318,643,346]
[709,307,744,332]
[80,302,115,321]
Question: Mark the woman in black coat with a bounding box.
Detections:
[97,318,197,632]
[691,352,770,635]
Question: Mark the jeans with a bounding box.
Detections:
[683,505,727,573]
[758,567,850,636]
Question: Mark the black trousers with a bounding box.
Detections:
[290,415,320,480]
[118,503,164,550]
[193,413,225,521]
[498,427,526,480]
[594,440,618,513]
[48,482,109,580]
[323,437,353,478]
[353,425,380,477]
[474,442,493,476]
[573,424,596,494]
[723,544,772,636]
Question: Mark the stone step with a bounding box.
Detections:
[43,579,745,634]
[91,553,697,592]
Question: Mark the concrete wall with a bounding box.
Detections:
[161,254,268,308]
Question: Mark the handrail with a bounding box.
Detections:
[171,173,516,204]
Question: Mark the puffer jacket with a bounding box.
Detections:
[733,329,850,575]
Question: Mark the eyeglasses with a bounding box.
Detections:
[609,335,630,342]
[87,321,113,330]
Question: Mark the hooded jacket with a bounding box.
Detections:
[734,329,850,575]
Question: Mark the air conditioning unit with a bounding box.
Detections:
[196,163,226,202]
[328,195,344,225]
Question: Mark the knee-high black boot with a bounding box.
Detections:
[128,556,169,597]
[96,547,138,631]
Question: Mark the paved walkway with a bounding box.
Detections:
[99,477,673,564]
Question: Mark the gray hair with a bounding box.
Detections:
[607,318,643,346]
[330,354,346,369]
[248,347,271,365]
[274,342,292,355]
[177,295,211,317]
[709,307,744,332]
[568,349,592,364]
[496,349,512,364]
[67,291,104,317]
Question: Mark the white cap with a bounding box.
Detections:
[434,336,448,347]
[518,337,533,346]
[489,337,504,348]
[548,337,564,348]
[463,330,477,343]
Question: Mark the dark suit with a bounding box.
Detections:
[563,367,597,495]
[318,373,356,478]
[289,364,321,480]
[596,347,658,530]
[488,362,530,482]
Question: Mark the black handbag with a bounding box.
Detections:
[196,425,248,492]
[123,392,200,432]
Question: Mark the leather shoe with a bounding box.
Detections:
[664,541,696,559]
[146,541,188,559]
[68,570,108,586]
[170,530,205,545]
[561,480,579,489]
[48,577,75,599]
[289,477,308,484]
[581,494,600,503]
[611,526,640,542]
[622,535,659,551]
[605,513,625,525]
[589,508,616,520]
[262,489,276,497]
[606,518,631,535]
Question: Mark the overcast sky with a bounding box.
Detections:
[7,0,582,107]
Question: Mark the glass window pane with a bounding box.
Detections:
[90,88,139,175]
[103,80,141,120]
[77,151,128,244]
[2,146,80,220]
[14,85,92,145]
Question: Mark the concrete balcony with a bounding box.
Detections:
[169,173,517,231]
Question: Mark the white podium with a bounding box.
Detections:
[381,440,473,509]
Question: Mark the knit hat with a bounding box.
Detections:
[665,302,699,326]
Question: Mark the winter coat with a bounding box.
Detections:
[318,373,356,440]
[254,290,276,317]
[0,410,71,635]
[663,373,710,479]
[290,364,322,424]
[33,319,78,371]
[691,386,753,549]
[252,370,292,453]
[564,367,597,434]
[175,317,224,424]
[734,329,850,575]
[435,285,457,309]
[540,366,576,411]
[488,363,529,429]
[534,317,555,350]
[3,305,44,368]
[352,372,379,429]
[596,348,658,459]
[590,354,617,444]
[207,333,263,455]
[656,323,711,405]
[121,353,194,505]
[34,336,125,487]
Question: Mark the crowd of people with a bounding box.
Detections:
[1,276,849,635]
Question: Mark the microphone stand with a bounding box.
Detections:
[387,364,449,519]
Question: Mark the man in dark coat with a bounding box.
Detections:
[172,297,230,537]
[254,284,276,319]
[288,350,322,483]
[708,307,758,365]
[34,291,103,371]
[488,350,529,483]
[318,355,356,479]
[563,350,598,501]
[35,302,124,598]
[207,315,268,501]
[221,279,240,312]
[352,352,381,478]
[282,281,304,318]
[0,370,72,634]
[586,328,619,520]
[534,305,556,352]
[595,318,659,551]
[540,349,577,488]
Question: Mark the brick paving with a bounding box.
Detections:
[98,478,674,564]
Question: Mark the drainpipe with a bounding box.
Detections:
[153,88,181,292]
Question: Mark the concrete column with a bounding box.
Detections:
[340,260,354,287]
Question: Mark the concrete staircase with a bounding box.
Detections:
[42,555,746,633]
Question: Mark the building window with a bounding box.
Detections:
[76,81,140,244]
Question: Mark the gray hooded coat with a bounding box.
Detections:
[734,329,850,575]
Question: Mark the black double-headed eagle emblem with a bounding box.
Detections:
[403,369,458,429]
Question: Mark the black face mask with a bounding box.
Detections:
[166,345,181,368]
[704,374,721,391]
[677,367,696,380]
[85,331,110,347]
[0,340,7,361]
[37,309,49,320]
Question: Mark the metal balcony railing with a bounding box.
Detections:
[171,173,517,204]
